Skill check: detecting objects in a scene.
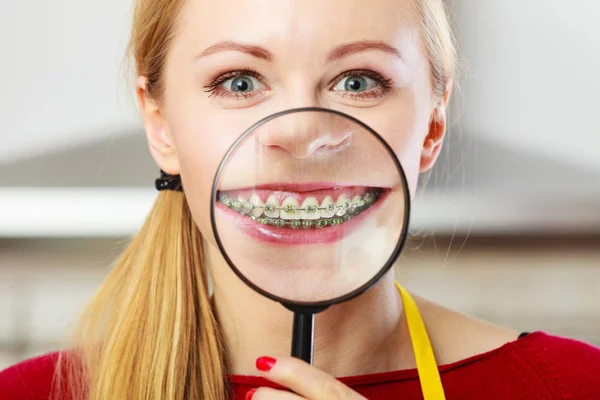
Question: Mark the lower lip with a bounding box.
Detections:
[214,191,389,246]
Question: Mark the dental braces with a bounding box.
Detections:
[248,214,357,229]
[219,190,379,214]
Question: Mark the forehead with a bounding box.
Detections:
[175,0,420,60]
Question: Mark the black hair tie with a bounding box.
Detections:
[155,170,184,192]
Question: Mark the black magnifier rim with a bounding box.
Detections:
[210,107,411,309]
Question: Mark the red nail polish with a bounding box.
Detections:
[246,388,257,400]
[256,356,277,372]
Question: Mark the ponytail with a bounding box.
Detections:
[55,191,229,400]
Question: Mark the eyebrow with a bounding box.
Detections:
[195,41,273,62]
[326,40,402,62]
[195,39,401,63]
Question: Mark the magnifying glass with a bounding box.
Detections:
[210,107,410,364]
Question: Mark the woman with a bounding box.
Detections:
[2,0,600,399]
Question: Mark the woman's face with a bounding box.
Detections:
[141,0,447,299]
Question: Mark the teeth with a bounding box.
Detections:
[231,196,244,212]
[320,196,336,218]
[219,194,231,207]
[280,197,301,220]
[220,189,381,228]
[264,195,280,218]
[335,194,349,217]
[236,196,253,215]
[300,197,321,220]
[249,194,263,218]
[348,196,362,214]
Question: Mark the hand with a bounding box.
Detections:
[246,356,367,400]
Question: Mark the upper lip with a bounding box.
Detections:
[221,182,384,193]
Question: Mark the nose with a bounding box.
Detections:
[256,110,352,159]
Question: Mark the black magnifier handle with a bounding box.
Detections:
[286,304,329,365]
[291,312,315,364]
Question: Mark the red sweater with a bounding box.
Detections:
[2,332,600,399]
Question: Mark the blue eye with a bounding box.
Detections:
[224,76,264,93]
[346,76,367,92]
[230,77,253,92]
[333,75,378,93]
[204,69,269,101]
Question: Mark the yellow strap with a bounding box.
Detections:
[395,282,446,400]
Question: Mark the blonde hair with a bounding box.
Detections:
[55,1,456,399]
[413,0,456,99]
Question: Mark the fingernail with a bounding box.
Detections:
[246,388,257,400]
[256,356,277,372]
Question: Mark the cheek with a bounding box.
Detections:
[177,121,220,243]
[361,99,430,198]
[167,108,257,244]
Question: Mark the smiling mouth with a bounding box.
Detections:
[217,187,383,229]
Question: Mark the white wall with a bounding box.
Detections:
[0,0,140,163]
[449,0,600,171]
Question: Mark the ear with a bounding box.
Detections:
[420,82,452,173]
[136,76,180,175]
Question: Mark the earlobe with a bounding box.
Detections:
[136,76,180,175]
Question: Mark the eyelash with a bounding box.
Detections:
[202,68,394,100]
[335,69,393,99]
[203,68,263,100]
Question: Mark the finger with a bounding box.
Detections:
[247,387,305,400]
[255,356,366,400]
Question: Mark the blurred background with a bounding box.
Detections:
[1,0,599,370]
